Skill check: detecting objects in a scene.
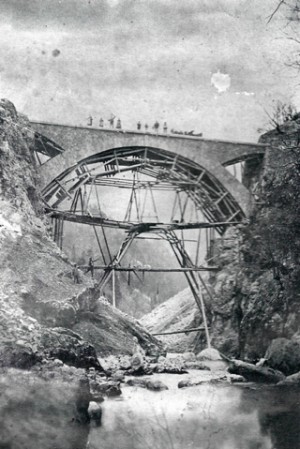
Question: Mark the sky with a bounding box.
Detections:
[0,0,299,142]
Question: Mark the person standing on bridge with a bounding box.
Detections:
[153,121,159,133]
[108,115,115,128]
[163,122,168,134]
[99,118,104,128]
[87,115,93,126]
[116,118,122,130]
[145,123,149,131]
[137,121,141,130]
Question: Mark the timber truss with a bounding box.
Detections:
[43,146,244,229]
[42,146,244,345]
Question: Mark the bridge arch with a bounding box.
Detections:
[36,130,259,332]
[42,145,245,233]
[35,129,254,218]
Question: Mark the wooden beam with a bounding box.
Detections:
[153,327,207,336]
[45,209,241,232]
[78,266,219,272]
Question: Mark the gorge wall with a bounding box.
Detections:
[143,117,300,361]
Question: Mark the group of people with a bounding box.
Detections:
[86,115,169,134]
[137,121,168,133]
[72,256,95,284]
[87,115,122,129]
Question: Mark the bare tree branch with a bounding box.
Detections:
[267,0,286,23]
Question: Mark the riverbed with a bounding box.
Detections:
[88,365,300,449]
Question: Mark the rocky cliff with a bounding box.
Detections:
[0,99,164,448]
[0,99,163,362]
[143,117,300,361]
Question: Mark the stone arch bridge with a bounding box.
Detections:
[31,121,266,219]
[30,121,267,330]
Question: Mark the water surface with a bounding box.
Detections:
[89,370,300,449]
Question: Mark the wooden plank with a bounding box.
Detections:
[153,327,207,336]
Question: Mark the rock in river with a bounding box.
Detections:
[264,338,300,376]
[196,347,222,361]
[228,359,285,384]
[88,401,102,426]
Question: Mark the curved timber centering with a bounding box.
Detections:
[30,121,267,341]
[31,121,267,217]
[42,146,245,233]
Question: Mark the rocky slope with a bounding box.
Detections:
[140,288,199,352]
[143,117,300,361]
[0,99,164,448]
[0,99,164,361]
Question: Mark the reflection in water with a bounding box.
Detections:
[88,372,300,449]
[239,386,300,449]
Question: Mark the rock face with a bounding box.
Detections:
[0,99,164,372]
[74,309,164,357]
[264,338,300,376]
[140,288,201,352]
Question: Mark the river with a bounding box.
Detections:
[88,366,300,449]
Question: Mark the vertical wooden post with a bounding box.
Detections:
[112,268,116,308]
[198,284,211,349]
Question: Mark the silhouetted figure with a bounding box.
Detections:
[99,118,104,127]
[86,257,94,279]
[145,123,149,131]
[116,118,122,129]
[163,122,167,133]
[137,121,141,130]
[153,121,159,132]
[72,264,80,284]
[108,115,115,128]
[87,116,93,126]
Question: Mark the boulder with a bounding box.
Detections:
[154,356,188,374]
[178,374,227,388]
[99,355,121,375]
[182,352,196,362]
[228,359,285,384]
[91,380,122,397]
[178,379,194,388]
[126,378,148,388]
[265,338,300,375]
[88,401,102,426]
[277,371,300,387]
[111,370,125,382]
[130,352,145,371]
[145,380,168,391]
[227,374,246,383]
[0,342,41,369]
[39,328,101,370]
[119,355,132,370]
[125,378,168,391]
[183,361,211,371]
[196,347,222,361]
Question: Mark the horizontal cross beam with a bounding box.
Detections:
[45,208,241,232]
[153,326,208,336]
[79,265,219,272]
